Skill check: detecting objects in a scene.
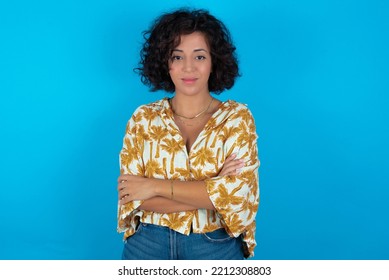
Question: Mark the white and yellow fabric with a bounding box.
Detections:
[118,98,260,257]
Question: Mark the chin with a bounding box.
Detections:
[175,87,209,97]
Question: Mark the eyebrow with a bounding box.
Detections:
[172,48,208,53]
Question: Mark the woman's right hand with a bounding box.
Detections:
[218,153,245,176]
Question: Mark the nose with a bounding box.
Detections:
[182,59,195,72]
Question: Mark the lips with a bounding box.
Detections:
[182,78,198,84]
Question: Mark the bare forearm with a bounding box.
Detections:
[139,197,197,213]
[152,178,215,210]
[118,175,216,210]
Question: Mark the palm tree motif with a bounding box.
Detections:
[216,126,240,147]
[194,211,200,228]
[234,170,258,199]
[235,136,248,151]
[206,210,217,223]
[149,142,153,159]
[224,213,245,234]
[191,168,205,180]
[216,147,222,167]
[208,168,219,178]
[131,111,143,124]
[167,123,180,137]
[228,101,240,111]
[201,222,220,233]
[238,194,259,221]
[136,162,145,176]
[240,150,250,160]
[205,116,217,131]
[248,121,256,135]
[205,179,216,191]
[162,157,167,178]
[210,183,245,209]
[191,168,215,180]
[120,138,138,173]
[191,147,217,167]
[246,133,257,151]
[150,212,155,224]
[239,169,257,185]
[124,114,141,137]
[206,126,220,148]
[170,174,181,180]
[249,149,259,166]
[144,159,164,178]
[149,125,169,158]
[160,138,183,174]
[161,212,192,229]
[202,118,218,146]
[175,167,191,179]
[224,174,238,184]
[234,108,253,124]
[225,143,237,159]
[209,126,239,157]
[135,125,150,156]
[120,201,138,216]
[141,107,159,127]
[236,121,256,150]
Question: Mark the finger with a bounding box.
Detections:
[225,169,239,176]
[224,153,237,163]
[227,168,242,176]
[119,188,129,200]
[118,189,124,199]
[223,165,241,175]
[223,160,245,171]
[117,182,126,191]
[220,161,245,176]
[118,182,128,195]
[117,174,131,183]
[120,195,132,206]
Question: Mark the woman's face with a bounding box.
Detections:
[168,32,212,97]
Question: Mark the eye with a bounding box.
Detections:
[171,55,183,61]
[196,55,206,60]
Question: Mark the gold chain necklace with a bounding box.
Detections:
[170,97,214,120]
[175,112,207,126]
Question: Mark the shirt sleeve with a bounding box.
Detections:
[117,109,145,234]
[204,107,260,238]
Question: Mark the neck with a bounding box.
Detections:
[171,94,213,118]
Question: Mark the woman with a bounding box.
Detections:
[117,8,260,260]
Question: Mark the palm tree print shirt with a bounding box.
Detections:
[118,98,260,257]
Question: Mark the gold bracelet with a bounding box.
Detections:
[170,180,174,200]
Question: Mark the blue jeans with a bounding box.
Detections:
[121,223,244,260]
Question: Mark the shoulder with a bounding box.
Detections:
[125,98,169,129]
[219,100,255,121]
[224,100,251,112]
[132,98,169,116]
[129,98,170,121]
[210,99,256,132]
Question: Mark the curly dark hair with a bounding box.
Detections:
[135,8,240,94]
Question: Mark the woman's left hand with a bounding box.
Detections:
[218,153,245,176]
[117,175,156,205]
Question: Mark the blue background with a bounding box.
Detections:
[1,0,388,259]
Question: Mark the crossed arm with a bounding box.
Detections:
[117,153,245,213]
